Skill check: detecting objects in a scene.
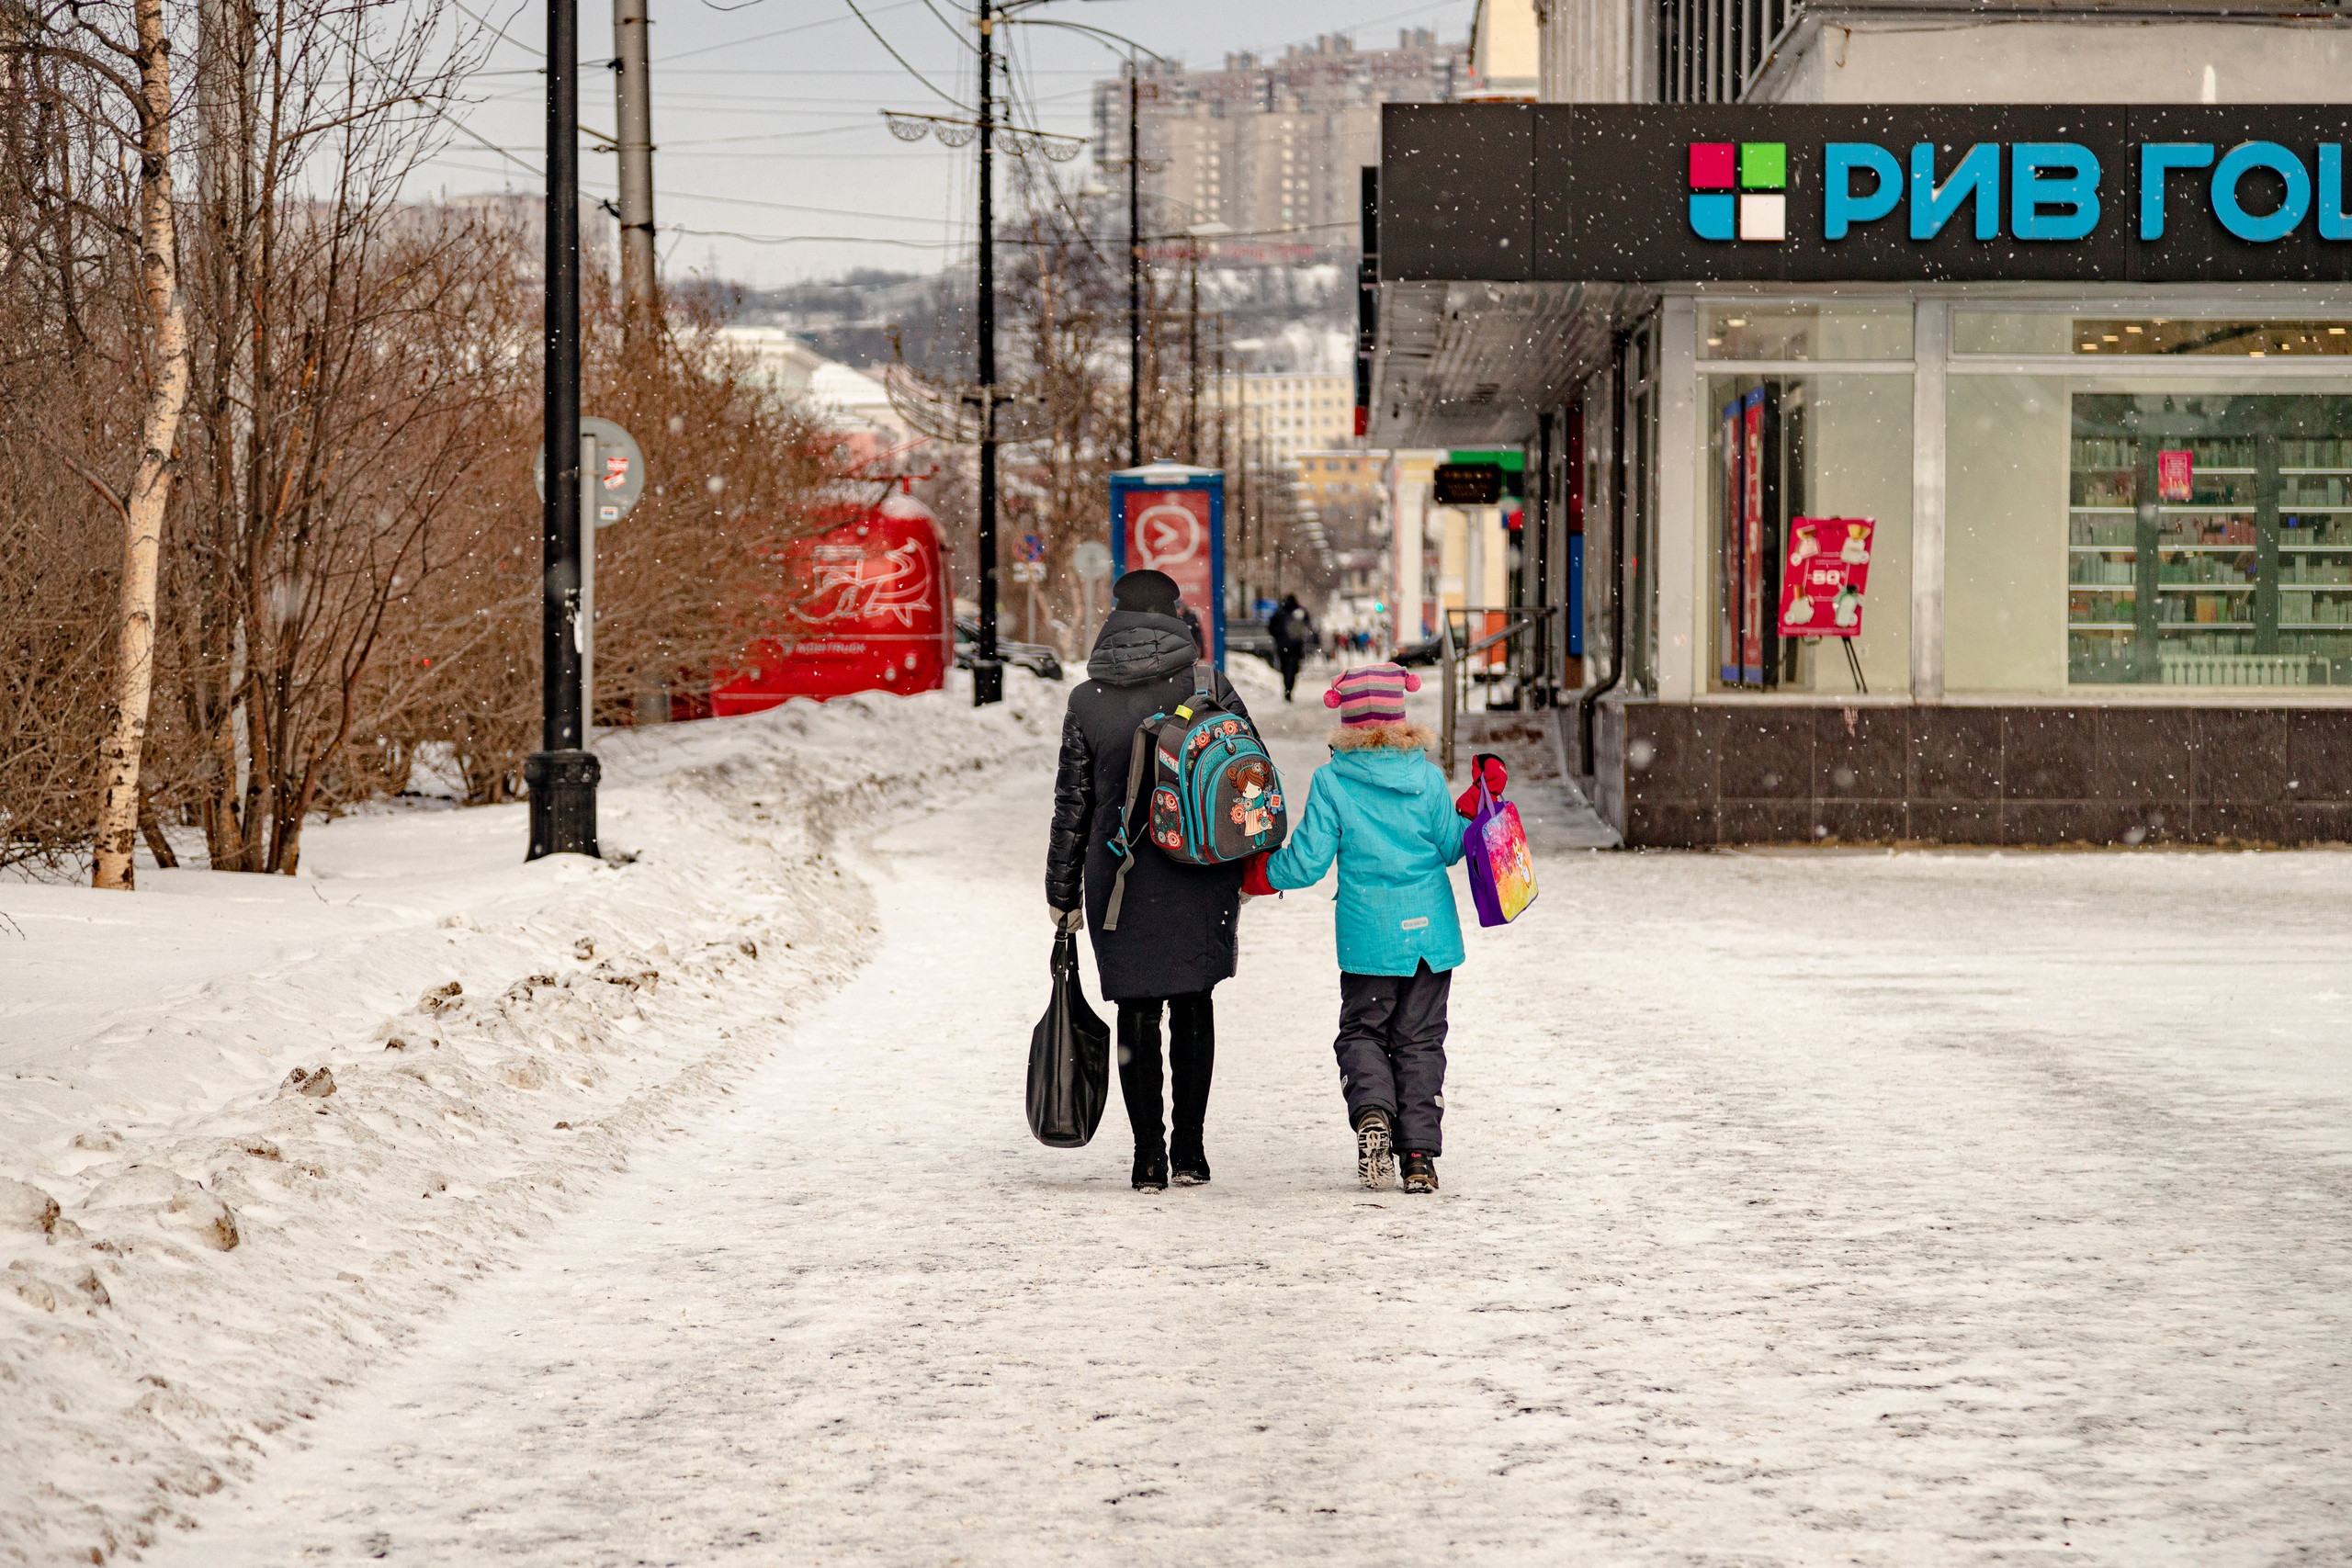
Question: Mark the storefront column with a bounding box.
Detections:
[1394,468,1425,643]
[1911,299,1949,701]
[1656,296,1700,700]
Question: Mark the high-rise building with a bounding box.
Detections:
[1091,31,1471,261]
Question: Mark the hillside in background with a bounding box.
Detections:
[714,261,1354,379]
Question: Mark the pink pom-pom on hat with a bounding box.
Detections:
[1324,663,1421,726]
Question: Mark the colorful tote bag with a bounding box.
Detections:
[1462,769,1536,927]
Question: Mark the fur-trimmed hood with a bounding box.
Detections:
[1328,719,1435,753]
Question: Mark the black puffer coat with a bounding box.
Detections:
[1046,610,1250,1001]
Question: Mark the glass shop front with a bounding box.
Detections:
[1685,297,2352,699]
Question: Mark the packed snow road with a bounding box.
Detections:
[156,688,2352,1567]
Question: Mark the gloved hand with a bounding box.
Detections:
[1051,907,1083,934]
[1240,852,1277,898]
[1454,755,1509,818]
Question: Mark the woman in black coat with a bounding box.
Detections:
[1046,570,1250,1192]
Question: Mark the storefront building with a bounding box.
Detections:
[1371,96,2352,845]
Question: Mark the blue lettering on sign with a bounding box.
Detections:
[2141,143,2215,238]
[1824,142,1901,240]
[1803,139,2352,245]
[1910,142,2001,241]
[2212,141,2312,243]
[2011,143,2101,241]
[2324,145,2352,242]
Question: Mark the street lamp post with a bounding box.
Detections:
[528,0,597,860]
[973,0,1002,706]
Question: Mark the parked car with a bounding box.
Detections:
[1226,620,1280,668]
[955,617,1064,681]
[1394,637,1444,668]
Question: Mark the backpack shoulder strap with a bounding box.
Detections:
[1102,719,1156,931]
[1192,661,1216,705]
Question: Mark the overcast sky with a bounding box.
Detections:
[417,0,1476,288]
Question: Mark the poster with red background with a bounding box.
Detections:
[1119,489,1215,619]
[1776,517,1876,638]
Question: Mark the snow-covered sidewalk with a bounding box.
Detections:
[125,680,2352,1567]
[0,677,1059,1565]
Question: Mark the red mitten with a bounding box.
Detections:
[1241,852,1277,897]
[1454,756,1509,818]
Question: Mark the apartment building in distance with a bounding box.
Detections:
[1228,372,1357,462]
[1092,31,1470,261]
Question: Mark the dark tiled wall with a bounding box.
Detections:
[1605,702,2352,847]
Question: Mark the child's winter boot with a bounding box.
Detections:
[1400,1152,1439,1194]
[1353,1107,1396,1191]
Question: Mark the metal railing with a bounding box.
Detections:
[1437,605,1562,777]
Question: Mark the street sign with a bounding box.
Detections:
[1108,461,1225,668]
[1072,540,1113,581]
[536,417,646,526]
[1433,461,1504,506]
[1020,533,1046,563]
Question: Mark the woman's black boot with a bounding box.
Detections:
[1132,1148,1169,1190]
[1170,1143,1211,1186]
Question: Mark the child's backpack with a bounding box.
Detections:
[1102,664,1287,931]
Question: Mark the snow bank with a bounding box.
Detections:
[0,673,1057,1565]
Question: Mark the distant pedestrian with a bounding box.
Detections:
[1242,663,1503,1195]
[1178,600,1207,659]
[1266,593,1315,703]
[1046,570,1250,1192]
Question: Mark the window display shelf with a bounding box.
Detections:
[2070,623,2135,632]
[2281,468,2352,476]
[2282,623,2352,630]
[2157,504,2256,513]
[2160,544,2257,552]
[2069,505,2136,513]
[2156,622,2256,631]
[2280,543,2352,550]
[2155,583,2253,592]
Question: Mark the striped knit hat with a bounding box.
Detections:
[1323,662,1421,727]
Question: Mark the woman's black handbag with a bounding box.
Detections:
[1026,931,1110,1147]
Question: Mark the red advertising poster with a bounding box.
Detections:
[710,491,951,713]
[1778,517,1875,638]
[1718,400,1741,682]
[1121,488,1215,620]
[2157,448,2195,502]
[1740,390,1767,681]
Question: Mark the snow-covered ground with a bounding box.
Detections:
[13,664,2352,1566]
[0,674,1059,1565]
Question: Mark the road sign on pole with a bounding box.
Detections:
[536,418,644,744]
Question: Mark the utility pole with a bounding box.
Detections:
[529,0,597,858]
[972,0,1003,705]
[1186,245,1200,464]
[1126,59,1141,468]
[614,0,656,349]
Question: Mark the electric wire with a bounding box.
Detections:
[843,0,970,110]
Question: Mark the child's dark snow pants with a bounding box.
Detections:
[1333,962,1450,1156]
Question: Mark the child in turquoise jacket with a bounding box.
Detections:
[1244,664,1502,1194]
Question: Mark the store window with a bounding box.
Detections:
[1947,356,2352,691]
[1957,312,2352,359]
[2069,394,2352,685]
[1704,373,1913,694]
[1699,303,1913,362]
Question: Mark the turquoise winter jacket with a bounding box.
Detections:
[1261,726,1467,976]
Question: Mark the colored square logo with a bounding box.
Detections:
[1691,141,1792,242]
[1739,193,1786,242]
[1689,142,1736,190]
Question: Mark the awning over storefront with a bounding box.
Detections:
[1372,279,1638,447]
